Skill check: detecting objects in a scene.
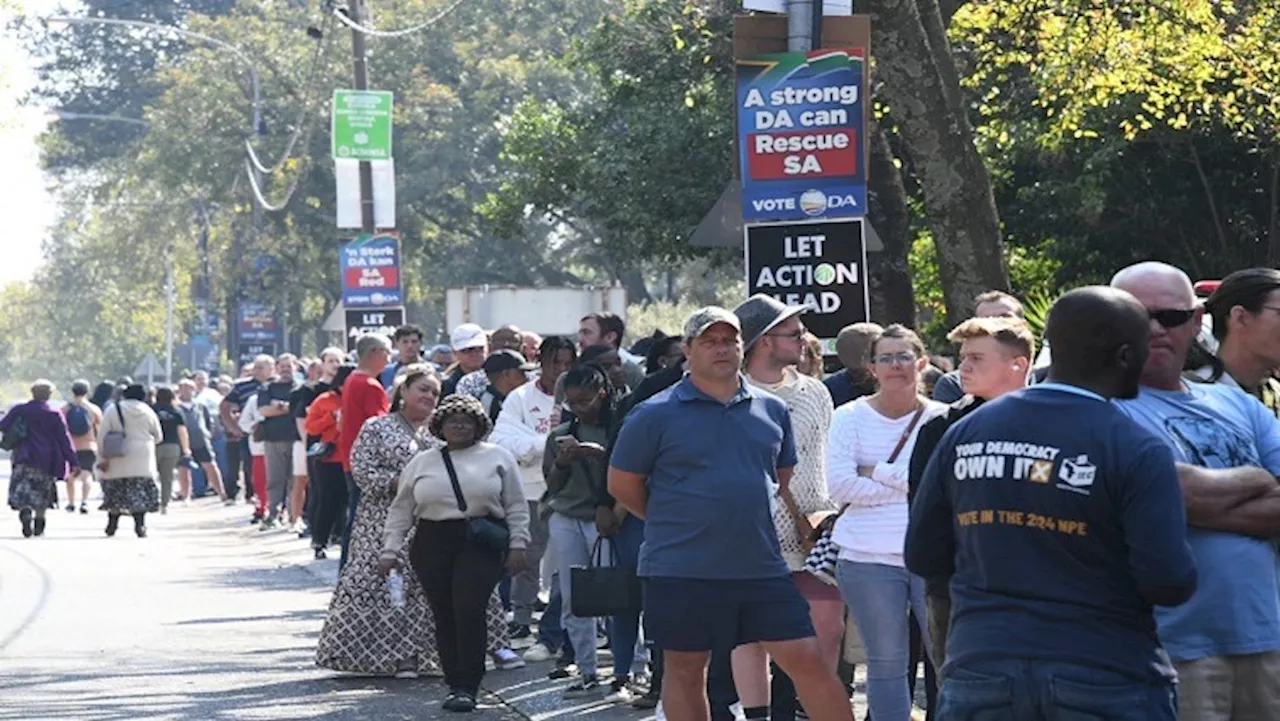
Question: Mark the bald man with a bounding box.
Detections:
[907,286,1196,720]
[1112,261,1280,721]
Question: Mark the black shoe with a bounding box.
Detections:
[533,598,548,613]
[135,525,148,538]
[19,509,33,538]
[133,514,147,538]
[442,691,476,712]
[33,517,45,537]
[79,503,88,515]
[508,623,531,640]
[314,547,327,560]
[105,514,120,537]
[65,504,75,513]
[547,663,575,680]
[631,688,660,709]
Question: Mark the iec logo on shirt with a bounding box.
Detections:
[1057,455,1097,495]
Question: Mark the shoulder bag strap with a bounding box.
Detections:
[886,405,927,464]
[829,404,927,523]
[116,402,127,437]
[440,448,468,514]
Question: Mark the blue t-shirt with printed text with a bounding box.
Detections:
[609,375,797,580]
[1115,382,1280,663]
[907,384,1196,682]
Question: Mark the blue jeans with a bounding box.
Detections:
[609,513,647,677]
[938,660,1177,720]
[836,560,932,721]
[551,513,602,677]
[538,571,568,657]
[340,473,361,570]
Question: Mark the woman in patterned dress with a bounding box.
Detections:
[315,366,518,677]
[317,365,444,678]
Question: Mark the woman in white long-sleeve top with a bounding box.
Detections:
[825,324,946,721]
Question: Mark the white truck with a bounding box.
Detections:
[444,286,629,336]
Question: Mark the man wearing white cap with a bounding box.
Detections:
[443,323,489,397]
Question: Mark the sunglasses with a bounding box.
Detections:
[1149,309,1196,328]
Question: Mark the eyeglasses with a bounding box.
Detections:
[873,352,917,366]
[1149,309,1196,328]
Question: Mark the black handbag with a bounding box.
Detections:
[570,536,642,618]
[441,447,511,553]
[0,415,27,451]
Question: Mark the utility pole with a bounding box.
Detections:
[348,0,377,233]
[786,0,824,52]
[165,253,175,384]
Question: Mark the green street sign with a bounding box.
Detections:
[332,89,393,160]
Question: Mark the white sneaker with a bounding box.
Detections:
[492,648,525,670]
[523,643,555,662]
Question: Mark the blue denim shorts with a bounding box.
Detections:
[643,576,815,653]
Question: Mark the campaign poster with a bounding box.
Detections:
[736,48,868,222]
[345,307,405,352]
[237,302,280,344]
[340,233,403,308]
[745,218,869,355]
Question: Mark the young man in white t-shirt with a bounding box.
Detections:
[490,336,577,645]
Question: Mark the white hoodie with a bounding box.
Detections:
[489,380,559,500]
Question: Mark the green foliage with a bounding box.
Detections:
[481,0,736,268]
[625,300,706,346]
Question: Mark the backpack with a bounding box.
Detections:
[66,403,92,436]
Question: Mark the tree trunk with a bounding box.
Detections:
[866,118,916,326]
[866,0,1009,321]
[618,268,653,306]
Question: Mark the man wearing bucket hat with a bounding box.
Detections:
[732,295,841,721]
[608,306,854,721]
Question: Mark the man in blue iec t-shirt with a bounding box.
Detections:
[1112,262,1280,721]
[609,306,853,721]
[907,286,1197,720]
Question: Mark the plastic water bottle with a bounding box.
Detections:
[387,570,406,609]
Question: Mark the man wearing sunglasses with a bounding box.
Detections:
[1112,261,1280,721]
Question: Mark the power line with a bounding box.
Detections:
[329,0,468,38]
[244,13,337,175]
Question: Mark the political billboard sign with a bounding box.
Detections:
[340,233,403,308]
[736,48,868,222]
[745,218,869,354]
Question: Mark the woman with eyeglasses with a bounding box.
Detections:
[379,394,530,713]
[543,363,641,700]
[825,324,946,721]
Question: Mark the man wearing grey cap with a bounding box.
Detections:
[609,307,853,721]
[732,295,840,721]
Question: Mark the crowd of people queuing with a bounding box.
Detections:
[7,261,1280,720]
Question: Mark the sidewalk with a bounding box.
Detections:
[225,498,904,721]
[229,498,655,720]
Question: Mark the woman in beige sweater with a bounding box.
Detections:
[97,383,163,538]
[380,394,530,713]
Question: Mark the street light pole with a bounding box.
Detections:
[47,14,265,370]
[347,0,377,234]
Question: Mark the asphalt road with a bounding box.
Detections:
[0,463,882,720]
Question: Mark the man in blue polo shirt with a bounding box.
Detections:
[609,307,852,721]
[1111,262,1280,721]
[908,287,1199,719]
